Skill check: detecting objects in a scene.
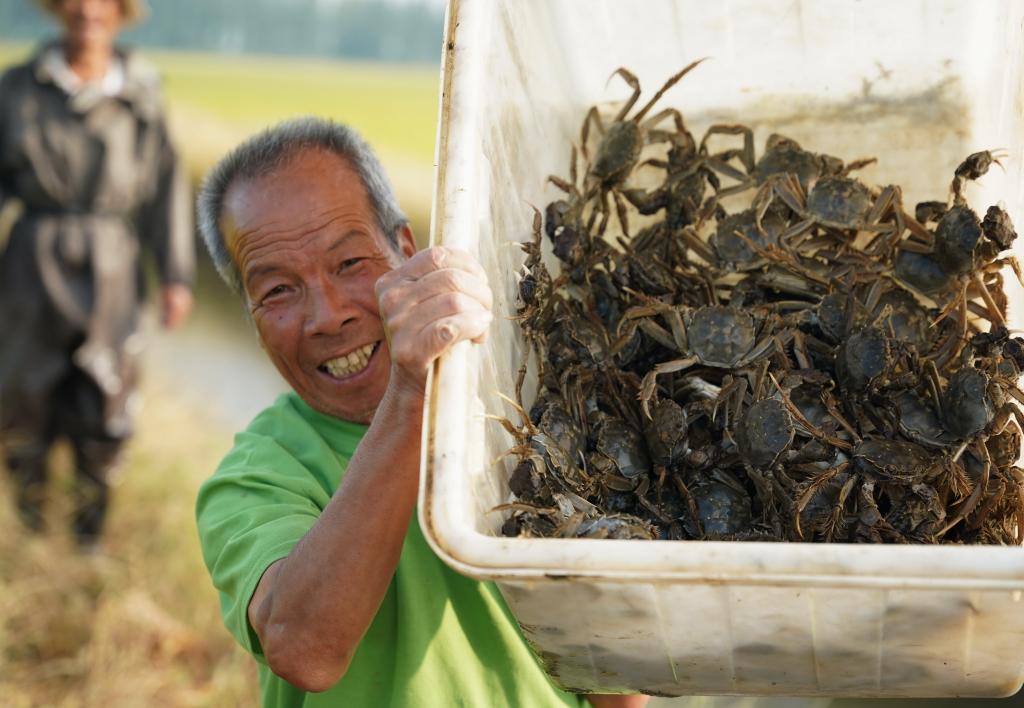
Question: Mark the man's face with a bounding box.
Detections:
[222,149,416,424]
[58,0,124,51]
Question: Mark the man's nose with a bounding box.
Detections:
[305,278,357,336]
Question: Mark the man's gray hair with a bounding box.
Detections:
[197,116,408,293]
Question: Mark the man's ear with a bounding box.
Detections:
[396,224,417,259]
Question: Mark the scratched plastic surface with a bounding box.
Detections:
[420,0,1024,697]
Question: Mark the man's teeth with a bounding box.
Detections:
[323,342,376,378]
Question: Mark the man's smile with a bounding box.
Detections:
[318,341,381,380]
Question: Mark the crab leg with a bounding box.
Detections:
[770,373,853,451]
[640,106,688,134]
[579,106,605,160]
[632,58,708,123]
[699,123,755,173]
[972,273,1007,326]
[547,174,580,198]
[937,443,991,538]
[639,357,699,418]
[607,67,642,122]
[613,190,631,237]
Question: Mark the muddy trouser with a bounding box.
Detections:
[1,364,127,541]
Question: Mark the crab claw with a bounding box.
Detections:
[639,371,659,419]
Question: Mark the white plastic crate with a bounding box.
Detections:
[420,0,1024,697]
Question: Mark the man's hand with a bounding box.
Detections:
[161,283,194,330]
[374,246,493,395]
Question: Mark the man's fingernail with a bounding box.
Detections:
[439,324,457,342]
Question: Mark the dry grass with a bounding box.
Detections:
[0,380,258,708]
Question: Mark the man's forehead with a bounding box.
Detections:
[221,148,367,255]
[226,149,362,218]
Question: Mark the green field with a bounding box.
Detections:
[150,49,440,163]
[0,42,439,160]
[0,42,440,233]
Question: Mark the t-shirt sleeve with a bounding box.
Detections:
[195,433,332,660]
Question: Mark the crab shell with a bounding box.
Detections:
[805,176,873,230]
[836,327,892,392]
[590,121,643,186]
[876,289,933,352]
[687,305,757,367]
[941,367,995,439]
[753,136,826,190]
[895,390,955,449]
[686,478,753,537]
[643,397,688,467]
[852,439,935,483]
[736,398,795,468]
[711,207,784,266]
[934,205,982,276]
[894,250,954,295]
[594,416,651,480]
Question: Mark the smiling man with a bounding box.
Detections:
[194,118,646,707]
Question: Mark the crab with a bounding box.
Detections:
[939,363,1024,448]
[617,304,784,416]
[550,59,707,235]
[709,206,786,270]
[642,397,688,469]
[679,468,754,538]
[899,152,1024,340]
[950,149,1007,204]
[491,393,595,504]
[620,161,720,235]
[735,397,795,469]
[588,412,652,483]
[701,131,876,196]
[835,326,894,393]
[505,70,1024,546]
[752,171,899,240]
[894,390,956,449]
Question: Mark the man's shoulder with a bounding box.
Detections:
[1,41,62,92]
[218,391,322,473]
[201,391,364,502]
[0,57,36,93]
[235,391,366,454]
[241,391,310,437]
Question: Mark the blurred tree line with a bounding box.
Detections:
[0,0,445,62]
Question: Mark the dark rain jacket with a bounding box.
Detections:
[0,43,194,436]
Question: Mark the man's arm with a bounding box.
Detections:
[139,118,195,330]
[246,246,492,692]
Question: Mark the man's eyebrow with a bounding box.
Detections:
[245,263,280,283]
[326,230,370,252]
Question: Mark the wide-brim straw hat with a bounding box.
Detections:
[37,0,148,24]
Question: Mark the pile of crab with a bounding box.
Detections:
[497,60,1024,545]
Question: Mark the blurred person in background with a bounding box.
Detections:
[195,117,644,707]
[0,0,194,546]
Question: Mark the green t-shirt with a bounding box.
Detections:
[196,392,584,708]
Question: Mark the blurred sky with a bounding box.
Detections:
[0,0,447,62]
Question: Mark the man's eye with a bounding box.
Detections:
[339,257,365,272]
[261,285,288,301]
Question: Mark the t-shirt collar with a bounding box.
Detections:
[288,392,369,457]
